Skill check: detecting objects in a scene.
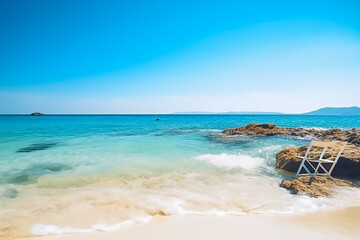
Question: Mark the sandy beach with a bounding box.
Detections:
[17,207,360,240]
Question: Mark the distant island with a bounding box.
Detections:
[30,112,44,116]
[303,106,360,115]
[172,106,360,115]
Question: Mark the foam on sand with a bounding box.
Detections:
[31,216,152,235]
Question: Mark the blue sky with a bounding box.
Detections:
[1,0,359,113]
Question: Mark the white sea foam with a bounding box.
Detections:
[181,209,246,216]
[195,153,264,170]
[31,216,152,235]
[199,128,222,132]
[302,127,329,131]
[264,195,327,215]
[257,145,283,153]
[153,198,246,216]
[31,224,92,235]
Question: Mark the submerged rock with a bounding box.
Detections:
[7,162,72,185]
[2,188,18,198]
[281,176,353,198]
[17,143,57,153]
[9,174,37,185]
[223,123,360,146]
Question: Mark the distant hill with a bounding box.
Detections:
[303,106,360,115]
[220,111,283,115]
[172,111,215,114]
[172,111,283,115]
[172,107,360,115]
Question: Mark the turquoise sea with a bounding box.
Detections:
[1,115,360,237]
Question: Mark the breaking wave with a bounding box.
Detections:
[195,153,264,170]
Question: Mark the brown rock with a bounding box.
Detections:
[275,144,360,179]
[275,146,305,173]
[281,176,353,198]
[222,123,360,146]
[222,123,289,136]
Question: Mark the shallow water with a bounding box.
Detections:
[0,115,360,237]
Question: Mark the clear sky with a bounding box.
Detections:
[1,0,359,114]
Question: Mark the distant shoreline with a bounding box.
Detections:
[1,114,360,116]
[1,106,360,115]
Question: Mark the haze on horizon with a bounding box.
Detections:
[1,0,360,114]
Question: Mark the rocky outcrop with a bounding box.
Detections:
[222,123,360,146]
[30,112,44,116]
[222,123,360,197]
[280,176,353,198]
[275,144,360,179]
[223,123,360,179]
[223,123,288,136]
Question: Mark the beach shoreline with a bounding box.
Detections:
[17,207,360,240]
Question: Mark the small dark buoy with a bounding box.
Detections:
[155,119,160,121]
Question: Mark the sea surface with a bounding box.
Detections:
[1,114,360,237]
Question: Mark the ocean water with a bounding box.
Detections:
[1,115,360,237]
